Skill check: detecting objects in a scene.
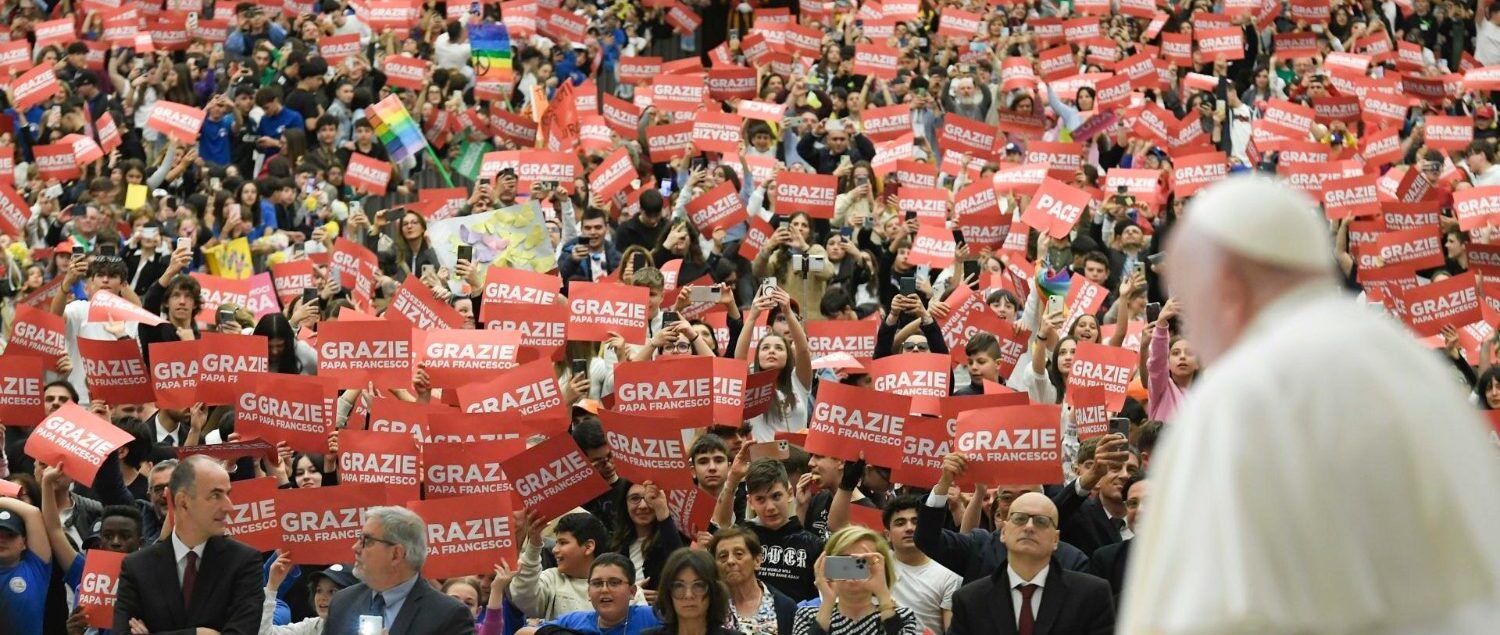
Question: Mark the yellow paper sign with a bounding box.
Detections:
[203,237,254,280]
[124,184,148,210]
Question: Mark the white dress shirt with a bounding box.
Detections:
[170,531,206,585]
[1007,564,1049,627]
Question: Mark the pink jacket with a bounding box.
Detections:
[1147,326,1185,421]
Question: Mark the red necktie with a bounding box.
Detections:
[1017,583,1038,635]
[183,551,199,608]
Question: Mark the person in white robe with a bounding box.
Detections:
[1120,176,1500,635]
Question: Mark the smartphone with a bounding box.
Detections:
[457,244,473,263]
[631,252,648,271]
[661,310,679,325]
[690,156,708,172]
[1134,262,1147,277]
[421,264,436,278]
[825,556,870,580]
[689,285,720,303]
[862,216,873,230]
[951,228,965,247]
[570,359,590,376]
[904,210,917,222]
[855,174,869,186]
[962,260,980,286]
[177,237,192,252]
[807,255,827,273]
[302,288,320,305]
[840,226,854,239]
[748,440,791,461]
[759,277,777,298]
[98,243,118,257]
[792,254,806,272]
[215,306,236,327]
[898,276,916,296]
[1046,295,1065,317]
[1108,417,1131,438]
[209,176,222,191]
[358,615,383,635]
[1145,302,1162,323]
[384,208,405,224]
[769,215,785,231]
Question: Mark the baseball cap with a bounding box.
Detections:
[0,509,26,536]
[1478,105,1496,119]
[308,564,358,589]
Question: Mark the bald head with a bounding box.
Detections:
[1001,492,1060,563]
[1164,178,1337,365]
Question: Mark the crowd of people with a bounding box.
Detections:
[1,0,1500,634]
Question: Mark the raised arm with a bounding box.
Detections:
[39,466,76,567]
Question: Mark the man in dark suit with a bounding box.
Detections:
[113,455,264,635]
[914,454,1090,585]
[326,506,475,635]
[1086,475,1147,603]
[1051,434,1139,557]
[949,492,1114,635]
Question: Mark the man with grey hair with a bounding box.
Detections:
[1121,177,1500,634]
[114,455,264,634]
[326,506,475,635]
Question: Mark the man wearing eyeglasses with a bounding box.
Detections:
[326,506,474,635]
[948,492,1115,635]
[1051,434,1140,558]
[1086,474,1146,603]
[521,554,661,635]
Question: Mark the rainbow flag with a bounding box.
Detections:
[366,95,428,164]
[470,23,513,82]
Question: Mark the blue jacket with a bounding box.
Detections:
[556,238,620,291]
[226,24,287,56]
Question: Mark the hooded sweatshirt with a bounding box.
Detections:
[747,517,825,602]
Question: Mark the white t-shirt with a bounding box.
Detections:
[1479,20,1500,66]
[892,558,962,635]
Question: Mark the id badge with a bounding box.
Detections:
[359,614,384,635]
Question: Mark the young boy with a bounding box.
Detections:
[712,455,823,602]
[511,511,643,620]
[953,333,1004,395]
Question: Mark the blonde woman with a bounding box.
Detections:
[794,527,921,635]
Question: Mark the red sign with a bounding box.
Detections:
[196,333,269,405]
[148,340,201,409]
[1396,272,1481,337]
[869,353,951,400]
[954,405,1065,485]
[77,550,126,629]
[1067,385,1109,440]
[33,143,80,182]
[1066,342,1137,412]
[222,476,281,551]
[387,276,464,330]
[421,329,523,388]
[0,354,45,424]
[805,382,913,467]
[236,373,336,454]
[337,430,422,503]
[1171,152,1228,197]
[504,434,610,520]
[806,319,878,364]
[1195,27,1245,60]
[618,56,662,84]
[939,113,998,158]
[589,146,636,200]
[1424,115,1474,151]
[78,337,152,404]
[1021,178,1091,239]
[407,493,519,577]
[275,484,385,564]
[652,73,708,112]
[599,408,695,488]
[482,267,561,307]
[382,54,430,90]
[1454,186,1500,231]
[480,302,568,359]
[6,305,67,369]
[12,65,61,111]
[613,356,716,422]
[423,438,523,499]
[0,182,29,236]
[852,44,900,79]
[317,319,413,388]
[1375,227,1445,271]
[907,224,957,269]
[24,403,135,486]
[686,181,747,235]
[1322,174,1380,220]
[774,172,838,219]
[566,282,651,342]
[455,359,569,434]
[345,153,392,194]
[145,100,206,143]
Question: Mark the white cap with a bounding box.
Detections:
[1182,176,1332,271]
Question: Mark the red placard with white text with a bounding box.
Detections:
[566,282,651,342]
[1395,272,1481,337]
[79,338,153,404]
[145,101,206,143]
[24,404,135,486]
[612,356,717,422]
[345,153,392,194]
[407,493,519,577]
[804,382,913,468]
[275,484,386,564]
[454,359,569,435]
[76,550,126,629]
[316,319,413,388]
[1066,342,1137,412]
[236,373,336,454]
[337,430,422,503]
[1022,179,1092,239]
[148,340,202,409]
[197,333,270,405]
[12,65,61,111]
[0,354,45,423]
[599,408,696,488]
[420,329,524,388]
[774,172,838,219]
[503,434,611,521]
[954,405,1065,485]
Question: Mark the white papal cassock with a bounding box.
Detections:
[1119,281,1500,635]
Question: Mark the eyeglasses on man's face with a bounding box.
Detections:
[357,533,397,548]
[588,577,630,590]
[1006,512,1057,530]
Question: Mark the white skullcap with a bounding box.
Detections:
[1182,176,1332,271]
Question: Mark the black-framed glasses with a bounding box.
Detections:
[670,580,709,599]
[902,341,930,352]
[357,533,397,548]
[1006,512,1057,529]
[1124,499,1142,511]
